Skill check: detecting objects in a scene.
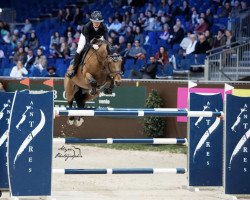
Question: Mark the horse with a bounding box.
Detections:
[64,38,123,126]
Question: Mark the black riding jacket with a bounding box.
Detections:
[81,22,109,45]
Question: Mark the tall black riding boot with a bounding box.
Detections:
[66,52,82,78]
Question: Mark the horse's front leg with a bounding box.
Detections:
[103,78,114,95]
[86,72,97,95]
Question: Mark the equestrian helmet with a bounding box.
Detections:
[90,11,104,22]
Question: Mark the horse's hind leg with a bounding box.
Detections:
[73,89,85,127]
[67,100,75,125]
[64,78,76,125]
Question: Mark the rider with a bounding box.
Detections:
[67,11,109,78]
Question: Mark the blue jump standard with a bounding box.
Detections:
[54,138,187,144]
[55,108,223,117]
[53,168,187,174]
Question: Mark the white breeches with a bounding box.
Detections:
[76,33,86,54]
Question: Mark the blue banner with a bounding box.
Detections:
[8,91,53,196]
[0,92,14,189]
[189,93,223,186]
[225,94,250,194]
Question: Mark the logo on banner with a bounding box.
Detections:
[0,99,12,147]
[193,101,220,163]
[13,101,45,166]
[229,104,249,170]
[194,101,210,128]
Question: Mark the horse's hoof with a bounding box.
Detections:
[104,88,113,94]
[74,117,84,127]
[67,119,74,125]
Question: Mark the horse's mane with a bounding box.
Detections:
[90,38,112,50]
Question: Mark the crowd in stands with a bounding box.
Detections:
[0,0,248,79]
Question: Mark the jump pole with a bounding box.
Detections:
[53,168,187,174]
[53,138,187,145]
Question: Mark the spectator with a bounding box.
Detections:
[205,9,214,28]
[105,17,113,30]
[159,0,167,11]
[67,31,74,45]
[134,26,144,45]
[116,35,127,53]
[225,30,236,48]
[123,11,131,24]
[124,26,134,44]
[70,42,77,58]
[19,34,28,47]
[49,44,62,58]
[50,32,60,48]
[194,18,209,34]
[73,7,83,25]
[142,10,155,31]
[130,55,158,79]
[168,25,185,47]
[118,21,127,35]
[120,42,132,59]
[10,60,28,78]
[128,40,146,61]
[191,8,199,28]
[108,18,122,33]
[11,35,18,50]
[28,31,39,50]
[140,56,158,79]
[23,48,35,70]
[178,0,190,21]
[0,82,5,92]
[13,47,26,64]
[138,12,147,26]
[155,46,169,65]
[21,19,32,34]
[241,1,247,10]
[179,32,192,54]
[73,31,81,43]
[153,16,163,31]
[57,9,65,22]
[194,34,211,55]
[33,48,47,72]
[205,30,214,47]
[130,7,138,22]
[219,2,231,18]
[213,29,226,48]
[166,0,176,16]
[45,66,59,77]
[60,42,70,59]
[146,1,156,13]
[114,11,123,22]
[0,48,4,58]
[159,24,171,42]
[185,34,197,55]
[231,0,241,13]
[3,31,11,44]
[64,8,73,23]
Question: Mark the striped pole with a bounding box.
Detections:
[53,138,187,145]
[53,168,187,174]
[54,108,223,117]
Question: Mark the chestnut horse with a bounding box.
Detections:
[64,39,123,126]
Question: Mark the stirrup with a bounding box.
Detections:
[66,70,76,79]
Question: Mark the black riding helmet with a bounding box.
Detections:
[90,11,104,22]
